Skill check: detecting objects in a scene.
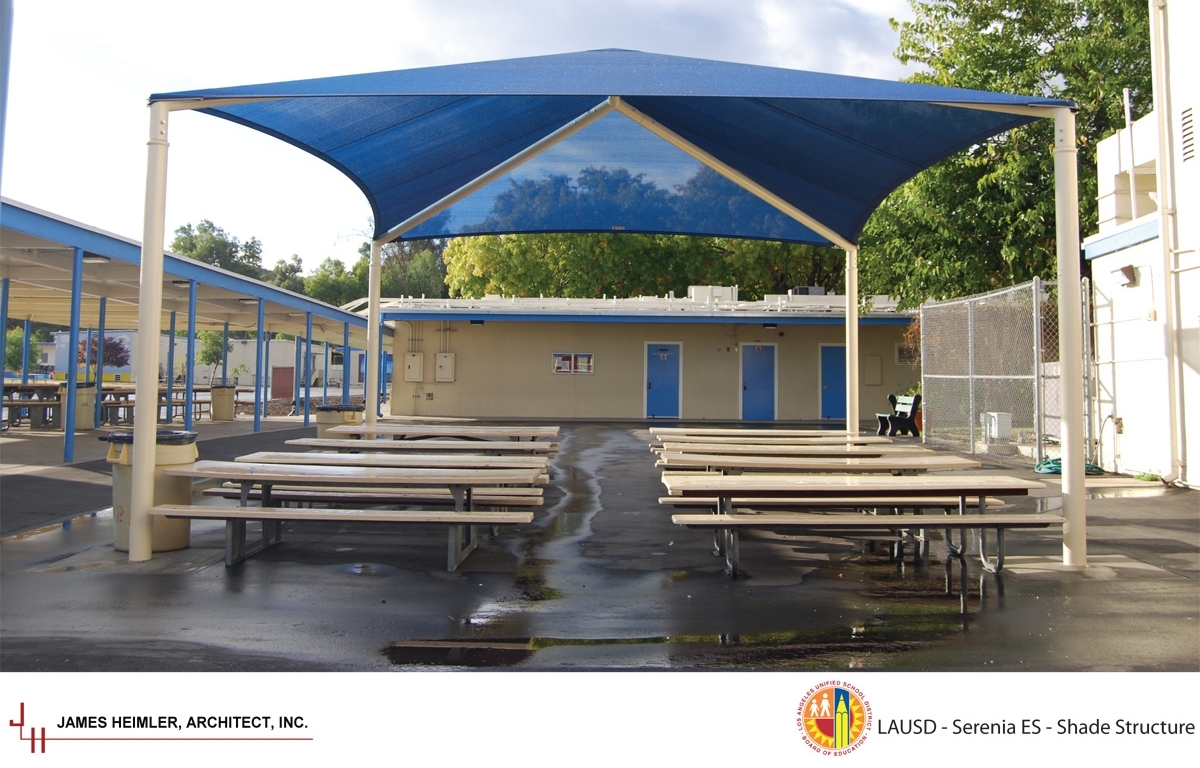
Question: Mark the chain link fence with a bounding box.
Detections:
[919,278,1078,465]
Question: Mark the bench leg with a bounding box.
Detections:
[225,518,285,566]
[724,528,740,577]
[447,524,479,571]
[977,528,1006,573]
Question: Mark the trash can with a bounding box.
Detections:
[102,430,198,552]
[68,381,97,431]
[314,403,365,439]
[210,383,237,421]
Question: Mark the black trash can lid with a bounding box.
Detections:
[99,429,198,445]
[315,404,365,412]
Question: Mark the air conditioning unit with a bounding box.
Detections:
[981,412,1012,442]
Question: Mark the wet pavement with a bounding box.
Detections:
[1,421,1197,672]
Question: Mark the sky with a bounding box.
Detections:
[2,0,915,275]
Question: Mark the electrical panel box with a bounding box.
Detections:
[403,352,423,382]
[981,412,1012,442]
[435,352,456,382]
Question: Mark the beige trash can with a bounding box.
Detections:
[210,384,237,421]
[103,430,198,552]
[69,381,97,431]
[315,403,365,439]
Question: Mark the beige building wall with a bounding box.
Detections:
[387,320,914,422]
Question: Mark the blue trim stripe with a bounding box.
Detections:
[1084,220,1159,260]
[380,311,912,326]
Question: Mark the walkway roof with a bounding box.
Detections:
[1,198,375,348]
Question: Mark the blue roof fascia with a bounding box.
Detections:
[381,311,912,326]
[2,200,366,328]
[1083,219,1159,261]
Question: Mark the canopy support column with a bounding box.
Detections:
[342,324,350,404]
[184,281,196,431]
[21,317,30,384]
[0,279,8,407]
[845,245,860,435]
[221,321,229,385]
[165,311,176,422]
[129,100,171,562]
[365,241,382,428]
[1054,107,1086,568]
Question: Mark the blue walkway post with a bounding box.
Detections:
[292,334,301,415]
[184,280,197,432]
[165,311,176,423]
[64,246,83,462]
[322,342,329,405]
[221,321,229,385]
[376,327,385,417]
[342,324,350,404]
[254,299,264,432]
[94,298,106,426]
[21,318,30,384]
[1,278,9,407]
[84,328,93,383]
[304,312,312,426]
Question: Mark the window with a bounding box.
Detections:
[552,352,595,374]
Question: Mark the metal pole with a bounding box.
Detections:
[967,300,976,453]
[165,311,176,423]
[95,298,106,426]
[1081,277,1095,465]
[293,334,301,415]
[221,321,229,385]
[844,245,860,434]
[129,99,171,562]
[184,281,196,431]
[64,246,83,463]
[304,313,312,425]
[342,324,350,404]
[322,342,329,405]
[0,279,8,407]
[254,300,264,432]
[1032,277,1044,465]
[919,303,927,442]
[1055,107,1087,568]
[21,317,30,384]
[85,328,93,383]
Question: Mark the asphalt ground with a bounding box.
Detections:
[1,418,1197,672]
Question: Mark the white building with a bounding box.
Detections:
[1083,0,1197,487]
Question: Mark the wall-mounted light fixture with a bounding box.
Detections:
[82,253,110,264]
[238,298,259,305]
[1112,265,1138,287]
[470,319,485,326]
[762,322,778,329]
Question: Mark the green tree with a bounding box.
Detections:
[196,330,229,367]
[171,220,265,280]
[5,326,26,373]
[269,255,306,294]
[304,257,366,307]
[858,0,1152,307]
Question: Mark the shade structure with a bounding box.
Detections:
[151,49,1070,247]
[133,49,1085,572]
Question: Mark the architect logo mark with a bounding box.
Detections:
[797,682,872,755]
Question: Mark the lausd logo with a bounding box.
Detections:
[797,681,872,756]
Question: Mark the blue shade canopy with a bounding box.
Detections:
[151,49,1071,247]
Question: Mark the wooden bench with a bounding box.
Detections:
[658,495,1006,511]
[877,394,921,437]
[150,503,535,571]
[672,511,1062,576]
[286,437,559,455]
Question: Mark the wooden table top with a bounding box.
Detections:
[286,437,558,454]
[661,472,1045,498]
[328,424,560,440]
[650,427,853,438]
[165,460,546,487]
[237,450,549,471]
[651,433,895,446]
[656,452,980,473]
[655,441,933,457]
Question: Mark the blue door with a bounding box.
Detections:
[741,344,775,420]
[646,344,680,418]
[820,345,846,420]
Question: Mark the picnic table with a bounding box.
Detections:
[650,427,854,438]
[649,433,896,446]
[660,472,1051,576]
[655,451,980,475]
[2,381,64,430]
[285,437,559,455]
[327,423,560,442]
[159,460,546,569]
